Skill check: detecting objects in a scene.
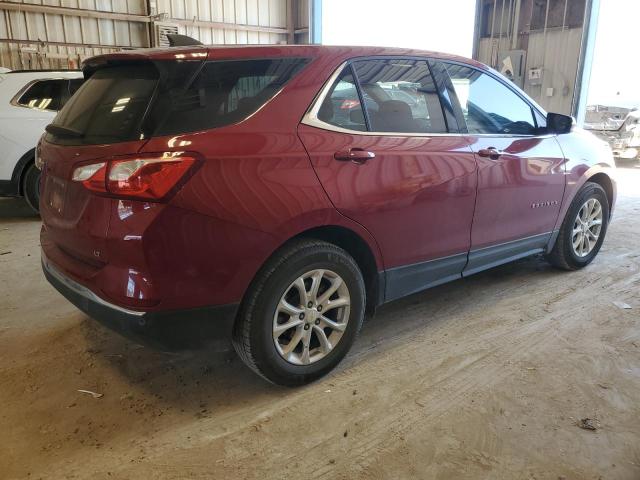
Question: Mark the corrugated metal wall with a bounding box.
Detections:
[524,28,583,113]
[0,0,309,70]
[474,0,587,115]
[477,27,583,114]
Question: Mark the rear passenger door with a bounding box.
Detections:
[442,63,566,274]
[298,57,478,301]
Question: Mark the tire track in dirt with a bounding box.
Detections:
[305,315,563,478]
[284,258,634,478]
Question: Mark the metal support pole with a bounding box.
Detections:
[286,0,296,44]
[573,0,600,124]
[145,0,154,48]
[511,0,521,49]
[310,0,322,44]
[490,0,497,66]
[472,0,483,59]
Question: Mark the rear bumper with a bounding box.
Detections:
[42,253,239,347]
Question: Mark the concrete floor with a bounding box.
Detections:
[1,167,639,480]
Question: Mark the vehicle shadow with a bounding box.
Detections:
[77,253,559,413]
[0,197,39,219]
[77,311,282,417]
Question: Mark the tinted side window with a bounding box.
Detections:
[352,59,447,133]
[445,64,536,135]
[154,58,309,136]
[317,65,367,132]
[17,80,67,111]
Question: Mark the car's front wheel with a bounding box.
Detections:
[22,163,41,214]
[547,181,609,270]
[232,239,365,386]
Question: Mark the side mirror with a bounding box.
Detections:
[546,112,574,134]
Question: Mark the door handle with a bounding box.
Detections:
[334,148,376,164]
[477,147,502,160]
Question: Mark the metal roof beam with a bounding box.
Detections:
[0,2,152,23]
[0,2,288,35]
[169,17,287,35]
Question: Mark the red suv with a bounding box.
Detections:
[39,45,616,385]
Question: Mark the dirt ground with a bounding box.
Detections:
[1,167,639,480]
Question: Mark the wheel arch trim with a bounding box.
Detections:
[553,165,616,233]
[586,171,615,218]
[242,217,386,318]
[291,224,385,309]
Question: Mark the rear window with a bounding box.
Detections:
[48,65,158,145]
[46,57,309,145]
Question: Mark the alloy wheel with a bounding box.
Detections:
[572,198,603,258]
[273,269,350,365]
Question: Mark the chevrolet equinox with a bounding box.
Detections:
[39,45,616,385]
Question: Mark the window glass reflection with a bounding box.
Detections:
[446,64,536,135]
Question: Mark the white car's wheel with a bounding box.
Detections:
[22,163,41,214]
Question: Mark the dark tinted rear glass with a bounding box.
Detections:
[150,58,309,136]
[46,57,309,145]
[48,64,158,145]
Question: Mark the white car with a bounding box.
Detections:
[0,69,83,212]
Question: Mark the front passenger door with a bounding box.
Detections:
[298,58,477,301]
[443,63,566,274]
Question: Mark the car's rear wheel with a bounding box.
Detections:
[22,163,41,214]
[547,181,609,270]
[232,239,365,386]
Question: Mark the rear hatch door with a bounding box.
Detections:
[40,63,163,276]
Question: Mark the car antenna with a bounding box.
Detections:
[166,34,203,47]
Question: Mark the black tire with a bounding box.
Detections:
[22,163,41,214]
[547,181,609,270]
[232,239,365,386]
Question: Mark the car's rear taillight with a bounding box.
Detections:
[107,156,196,199]
[72,162,107,192]
[71,153,197,201]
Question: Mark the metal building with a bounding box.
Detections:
[473,0,597,117]
[0,0,310,70]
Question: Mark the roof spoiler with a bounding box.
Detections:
[166,34,203,47]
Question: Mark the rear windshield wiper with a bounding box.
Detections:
[45,124,84,138]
